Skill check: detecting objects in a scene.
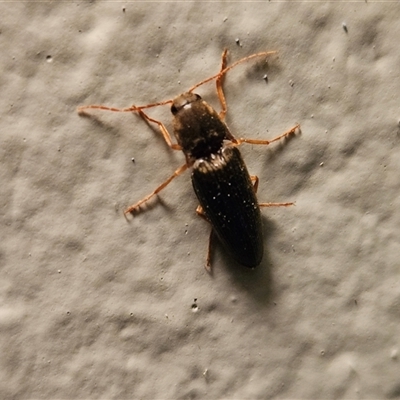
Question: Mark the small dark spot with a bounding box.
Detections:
[342,22,348,33]
[191,298,198,312]
[65,240,83,252]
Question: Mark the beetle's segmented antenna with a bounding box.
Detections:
[77,51,276,116]
[134,99,174,111]
[77,99,173,115]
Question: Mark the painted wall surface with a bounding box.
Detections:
[1,2,399,399]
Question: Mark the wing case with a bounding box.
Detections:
[192,145,263,268]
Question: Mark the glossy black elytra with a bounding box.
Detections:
[78,50,300,272]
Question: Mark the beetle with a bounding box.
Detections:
[78,49,300,271]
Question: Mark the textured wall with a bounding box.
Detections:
[1,2,399,399]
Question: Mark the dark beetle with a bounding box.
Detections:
[172,92,263,268]
[78,50,299,271]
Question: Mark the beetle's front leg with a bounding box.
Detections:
[136,109,182,151]
[216,49,229,120]
[78,99,182,151]
[187,49,277,120]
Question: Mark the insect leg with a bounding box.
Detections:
[205,229,215,274]
[250,175,294,207]
[250,175,260,193]
[196,205,213,274]
[78,101,181,151]
[188,50,277,94]
[259,202,295,208]
[124,163,188,216]
[136,109,182,151]
[216,49,229,120]
[237,124,300,146]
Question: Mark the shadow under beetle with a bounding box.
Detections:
[78,49,300,272]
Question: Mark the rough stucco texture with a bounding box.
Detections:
[1,2,400,399]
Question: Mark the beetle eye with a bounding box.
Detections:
[195,94,201,100]
[171,104,178,115]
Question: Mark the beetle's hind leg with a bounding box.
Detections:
[250,175,294,207]
[196,205,214,274]
[259,201,295,208]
